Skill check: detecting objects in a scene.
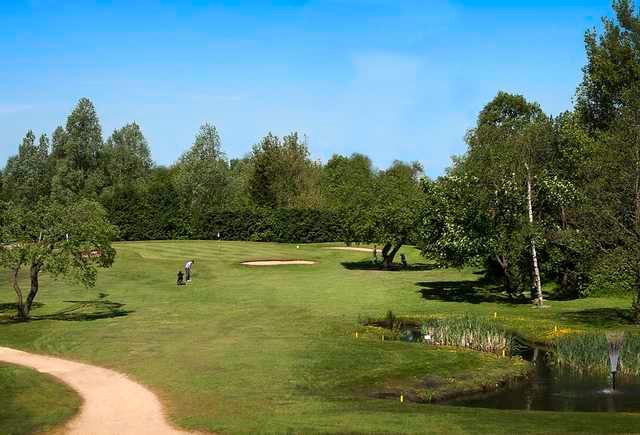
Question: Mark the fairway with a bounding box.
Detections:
[1,241,640,433]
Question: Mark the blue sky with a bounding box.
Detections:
[0,0,613,176]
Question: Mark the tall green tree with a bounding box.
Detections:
[576,0,640,132]
[423,93,560,302]
[64,98,103,171]
[248,132,321,208]
[321,153,376,244]
[321,153,375,209]
[2,131,51,206]
[103,122,153,185]
[174,123,234,215]
[585,85,640,319]
[571,0,640,318]
[51,126,67,160]
[466,92,553,303]
[50,98,105,201]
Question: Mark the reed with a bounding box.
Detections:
[420,315,516,356]
[552,332,640,376]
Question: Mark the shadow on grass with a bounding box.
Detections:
[341,261,439,272]
[560,308,634,328]
[0,302,43,313]
[0,294,133,323]
[416,280,529,305]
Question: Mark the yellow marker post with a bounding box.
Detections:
[554,325,558,333]
[502,348,506,358]
[400,393,404,403]
[494,312,497,319]
[355,331,359,339]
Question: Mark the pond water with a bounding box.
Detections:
[446,344,640,412]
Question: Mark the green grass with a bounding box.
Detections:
[0,363,81,435]
[1,241,640,433]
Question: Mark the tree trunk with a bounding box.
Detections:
[26,262,41,314]
[11,267,28,320]
[561,271,569,291]
[633,269,640,324]
[560,205,567,231]
[635,153,640,231]
[381,241,403,269]
[495,255,515,294]
[526,165,544,306]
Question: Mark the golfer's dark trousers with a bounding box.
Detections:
[185,268,191,281]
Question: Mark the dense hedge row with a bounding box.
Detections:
[102,188,346,243]
[195,208,345,243]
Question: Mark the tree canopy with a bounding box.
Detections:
[0,200,117,319]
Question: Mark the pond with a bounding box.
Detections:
[445,344,640,412]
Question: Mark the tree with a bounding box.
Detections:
[420,163,533,296]
[51,126,67,160]
[572,0,640,318]
[64,98,103,172]
[2,131,51,206]
[103,122,153,186]
[375,161,425,268]
[0,199,117,319]
[321,153,375,209]
[576,0,640,132]
[352,161,424,268]
[539,112,594,296]
[174,123,235,216]
[422,93,559,302]
[585,85,640,320]
[466,92,554,303]
[248,132,321,208]
[50,98,106,201]
[420,170,489,268]
[321,153,376,244]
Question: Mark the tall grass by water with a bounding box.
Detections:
[421,315,517,356]
[553,332,640,376]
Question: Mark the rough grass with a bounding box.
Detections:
[0,363,80,435]
[1,241,640,433]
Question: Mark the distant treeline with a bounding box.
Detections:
[0,97,424,261]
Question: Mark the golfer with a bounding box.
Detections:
[184,259,194,282]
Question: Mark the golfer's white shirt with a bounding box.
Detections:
[185,261,193,270]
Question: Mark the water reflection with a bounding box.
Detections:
[447,346,640,412]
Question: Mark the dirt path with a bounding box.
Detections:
[0,347,190,435]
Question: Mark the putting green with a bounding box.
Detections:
[1,241,639,434]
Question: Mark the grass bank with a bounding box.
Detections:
[1,241,640,433]
[0,363,80,435]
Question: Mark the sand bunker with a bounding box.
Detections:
[325,247,374,253]
[242,260,316,266]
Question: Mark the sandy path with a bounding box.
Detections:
[0,347,190,435]
[325,247,374,253]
